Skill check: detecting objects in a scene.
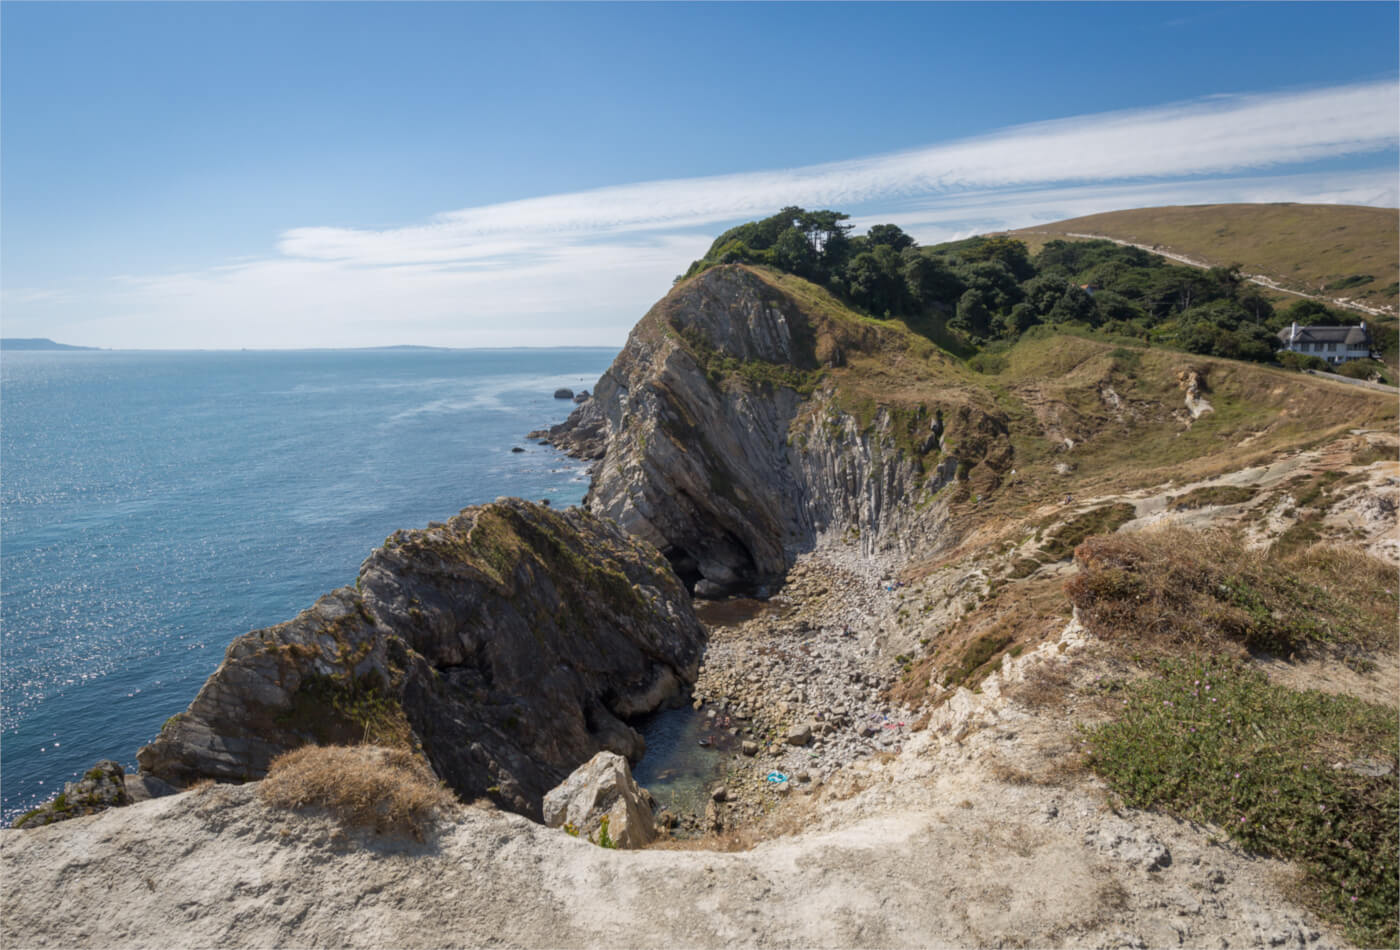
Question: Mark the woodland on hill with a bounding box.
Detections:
[682,207,1394,379]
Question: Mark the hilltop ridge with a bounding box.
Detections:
[1007,203,1399,318]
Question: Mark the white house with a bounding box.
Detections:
[1276,322,1373,364]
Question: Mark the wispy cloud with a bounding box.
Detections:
[277,81,1397,267]
[10,81,1398,348]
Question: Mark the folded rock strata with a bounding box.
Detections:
[549,264,1012,595]
[135,498,704,820]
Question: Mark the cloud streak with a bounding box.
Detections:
[278,81,1398,266]
[8,81,1397,348]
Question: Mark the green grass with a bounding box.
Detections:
[943,631,1014,689]
[1088,656,1398,948]
[1038,503,1137,562]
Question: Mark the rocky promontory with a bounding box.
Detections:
[548,265,1012,596]
[136,498,704,819]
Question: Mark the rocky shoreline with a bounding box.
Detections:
[670,548,916,833]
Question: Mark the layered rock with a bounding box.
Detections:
[136,498,704,820]
[549,264,1011,595]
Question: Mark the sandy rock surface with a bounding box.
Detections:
[2,615,1347,950]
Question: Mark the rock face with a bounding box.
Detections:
[136,498,704,820]
[542,751,656,849]
[11,761,129,829]
[532,390,607,460]
[548,264,1011,595]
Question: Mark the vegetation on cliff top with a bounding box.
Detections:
[680,207,1394,379]
[259,744,454,839]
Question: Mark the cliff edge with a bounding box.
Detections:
[136,498,703,819]
[548,264,1011,595]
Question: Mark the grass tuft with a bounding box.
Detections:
[1038,503,1137,562]
[259,745,455,840]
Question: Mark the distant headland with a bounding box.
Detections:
[0,338,102,351]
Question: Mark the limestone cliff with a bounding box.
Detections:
[136,498,704,819]
[547,264,1011,595]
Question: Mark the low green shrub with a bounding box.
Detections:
[1088,656,1397,947]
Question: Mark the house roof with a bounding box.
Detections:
[1276,324,1371,346]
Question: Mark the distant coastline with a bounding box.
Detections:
[0,338,102,351]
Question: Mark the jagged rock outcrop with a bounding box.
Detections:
[542,750,656,848]
[135,498,704,820]
[548,264,1011,595]
[530,392,606,459]
[10,760,130,829]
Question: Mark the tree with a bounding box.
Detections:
[1047,285,1098,326]
[844,245,907,316]
[1021,274,1070,317]
[773,227,817,279]
[866,224,916,252]
[902,252,964,307]
[960,236,1034,281]
[952,289,994,339]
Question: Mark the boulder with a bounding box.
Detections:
[785,723,813,746]
[542,752,655,849]
[124,773,178,803]
[553,388,574,400]
[572,390,591,404]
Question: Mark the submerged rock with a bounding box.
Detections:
[137,498,705,821]
[542,751,655,849]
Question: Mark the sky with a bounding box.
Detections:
[2,2,1398,350]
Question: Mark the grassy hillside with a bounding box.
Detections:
[1009,204,1398,315]
[720,264,1397,506]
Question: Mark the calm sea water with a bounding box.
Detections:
[0,347,616,823]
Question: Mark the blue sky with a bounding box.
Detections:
[3,2,1397,349]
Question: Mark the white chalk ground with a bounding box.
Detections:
[1,624,1347,949]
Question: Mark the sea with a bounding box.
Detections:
[0,346,618,824]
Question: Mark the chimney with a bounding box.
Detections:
[1291,322,1299,344]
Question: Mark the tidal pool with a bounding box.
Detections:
[631,701,740,817]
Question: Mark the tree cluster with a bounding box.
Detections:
[682,208,1380,368]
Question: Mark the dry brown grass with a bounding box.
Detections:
[258,744,455,839]
[1066,525,1395,658]
[889,573,1072,709]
